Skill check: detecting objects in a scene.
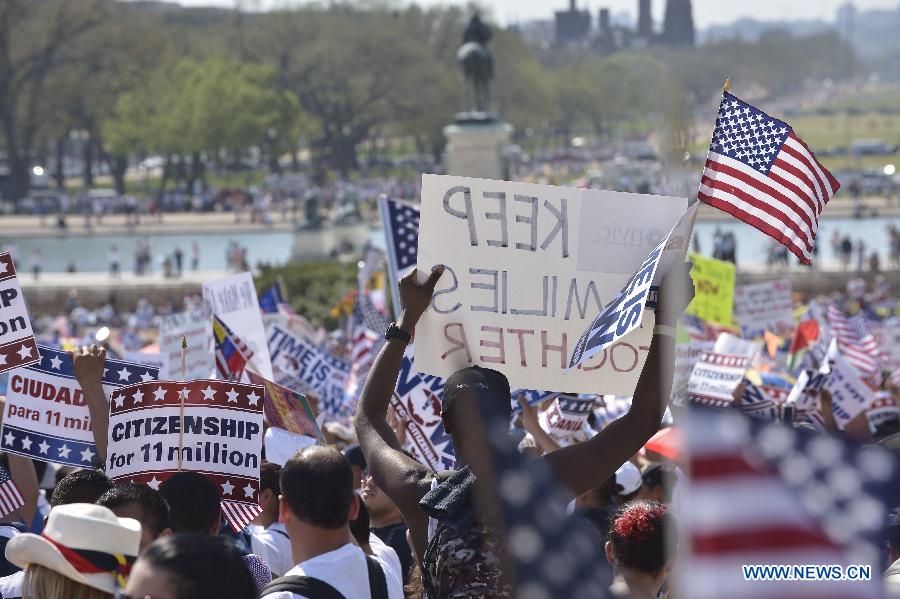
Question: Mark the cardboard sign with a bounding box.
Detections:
[389,348,453,472]
[671,341,715,403]
[122,351,168,380]
[106,379,263,502]
[0,253,39,373]
[739,380,788,420]
[685,253,735,326]
[246,371,324,442]
[2,346,159,467]
[866,391,899,434]
[785,368,829,413]
[825,349,876,429]
[686,352,749,408]
[569,204,698,370]
[267,325,351,419]
[202,272,273,379]
[733,280,794,339]
[158,311,213,380]
[538,394,596,446]
[414,174,687,394]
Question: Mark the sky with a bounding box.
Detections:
[162,0,900,27]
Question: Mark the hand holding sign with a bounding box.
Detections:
[70,344,110,460]
[656,262,696,326]
[398,265,445,330]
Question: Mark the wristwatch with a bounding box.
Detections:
[384,322,412,344]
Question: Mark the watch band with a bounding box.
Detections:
[385,322,412,344]
[653,324,676,339]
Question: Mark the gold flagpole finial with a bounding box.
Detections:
[723,78,731,93]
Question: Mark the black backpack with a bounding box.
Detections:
[260,554,388,599]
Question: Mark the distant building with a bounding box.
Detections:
[637,0,653,38]
[661,0,695,46]
[554,0,591,44]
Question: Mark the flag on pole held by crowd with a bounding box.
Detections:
[680,407,900,599]
[0,464,24,519]
[826,303,881,378]
[698,90,840,264]
[378,196,420,318]
[258,282,288,315]
[213,314,254,381]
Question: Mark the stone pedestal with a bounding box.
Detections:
[443,117,514,180]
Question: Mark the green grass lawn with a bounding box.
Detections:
[790,113,900,151]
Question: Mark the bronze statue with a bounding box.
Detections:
[457,14,494,115]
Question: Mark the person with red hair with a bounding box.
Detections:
[605,500,676,599]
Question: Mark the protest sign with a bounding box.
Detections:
[414,174,688,395]
[684,253,735,326]
[739,380,788,420]
[670,340,714,403]
[538,394,597,446]
[593,395,631,428]
[389,348,453,472]
[122,350,168,379]
[246,371,324,442]
[866,391,899,434]
[267,325,351,419]
[686,352,749,408]
[2,346,159,467]
[733,280,794,339]
[872,322,900,369]
[0,252,39,374]
[511,389,561,410]
[203,272,273,379]
[106,379,263,530]
[785,368,829,413]
[158,310,212,380]
[569,203,698,370]
[713,332,758,359]
[825,349,876,429]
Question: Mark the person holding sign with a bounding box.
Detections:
[355,262,693,597]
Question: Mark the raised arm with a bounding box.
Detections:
[354,267,444,551]
[70,345,109,464]
[539,263,694,498]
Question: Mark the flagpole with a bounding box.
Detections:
[723,78,731,93]
[178,336,186,471]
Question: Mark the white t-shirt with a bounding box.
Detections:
[0,570,24,599]
[265,540,403,599]
[251,522,294,577]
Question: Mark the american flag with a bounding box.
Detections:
[699,91,839,264]
[378,196,419,317]
[473,386,613,597]
[0,465,24,518]
[221,499,263,533]
[680,407,900,599]
[213,315,254,381]
[826,304,880,378]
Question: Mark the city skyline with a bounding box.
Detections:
[157,0,900,28]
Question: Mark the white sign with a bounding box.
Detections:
[569,204,698,369]
[414,174,687,394]
[686,352,749,407]
[106,380,263,503]
[157,311,213,380]
[866,391,899,433]
[203,272,273,379]
[122,351,169,379]
[785,368,829,413]
[733,280,794,339]
[671,341,714,403]
[0,252,39,373]
[825,349,876,429]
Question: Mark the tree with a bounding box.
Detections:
[0,0,106,200]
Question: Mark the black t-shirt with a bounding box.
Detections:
[371,522,413,582]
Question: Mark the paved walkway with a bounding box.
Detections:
[1,197,897,238]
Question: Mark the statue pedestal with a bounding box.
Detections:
[443,118,514,180]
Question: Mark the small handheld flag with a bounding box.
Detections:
[0,465,25,519]
[213,315,254,381]
[699,88,840,264]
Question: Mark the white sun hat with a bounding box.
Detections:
[5,503,141,593]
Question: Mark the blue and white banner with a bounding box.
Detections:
[569,203,698,370]
[2,345,159,467]
[389,348,453,472]
[268,325,351,419]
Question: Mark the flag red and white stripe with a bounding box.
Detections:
[0,466,24,518]
[221,500,262,533]
[699,92,839,265]
[826,304,880,377]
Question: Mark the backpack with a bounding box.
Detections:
[260,554,388,599]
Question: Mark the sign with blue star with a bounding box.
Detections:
[1,345,159,467]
